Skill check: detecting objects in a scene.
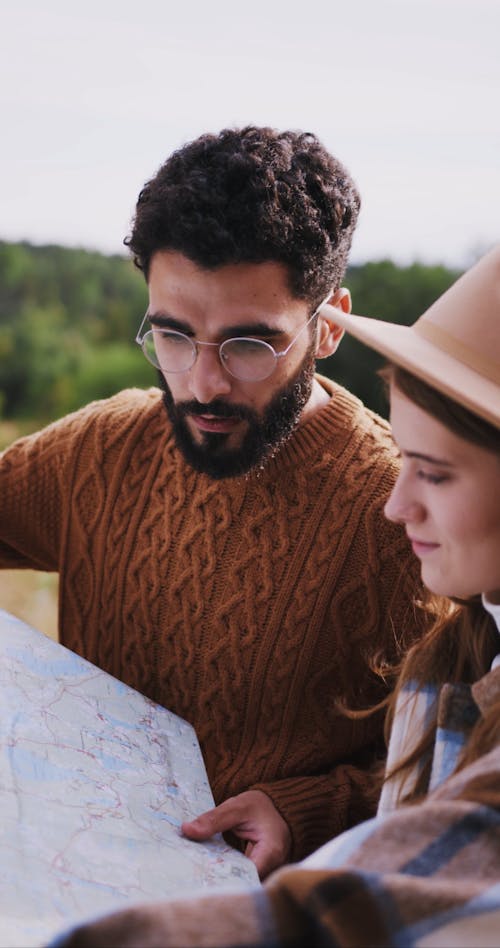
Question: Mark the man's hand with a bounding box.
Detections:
[181,789,292,879]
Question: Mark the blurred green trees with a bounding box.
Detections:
[0,241,154,420]
[0,240,460,423]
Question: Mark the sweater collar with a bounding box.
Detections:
[241,375,387,484]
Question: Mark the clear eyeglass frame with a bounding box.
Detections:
[135,293,331,383]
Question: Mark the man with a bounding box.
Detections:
[0,126,423,879]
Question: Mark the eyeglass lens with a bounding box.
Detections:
[143,330,277,381]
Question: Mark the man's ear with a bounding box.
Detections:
[315,288,351,358]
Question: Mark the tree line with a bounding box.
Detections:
[0,240,460,423]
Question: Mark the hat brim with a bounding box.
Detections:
[326,307,500,430]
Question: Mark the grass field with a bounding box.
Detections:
[0,569,58,640]
[0,419,39,450]
[1,420,59,640]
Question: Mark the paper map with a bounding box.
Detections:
[0,610,258,947]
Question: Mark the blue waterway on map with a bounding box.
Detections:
[6,745,83,782]
[6,744,139,781]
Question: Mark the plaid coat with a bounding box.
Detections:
[53,662,500,947]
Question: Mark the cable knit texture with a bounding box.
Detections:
[0,376,425,860]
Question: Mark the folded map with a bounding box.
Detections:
[0,609,258,947]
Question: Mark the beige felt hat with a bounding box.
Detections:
[324,245,500,429]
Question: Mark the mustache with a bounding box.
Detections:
[177,399,258,423]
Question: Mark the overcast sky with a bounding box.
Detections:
[1,0,498,267]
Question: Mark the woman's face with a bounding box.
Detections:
[385,385,500,604]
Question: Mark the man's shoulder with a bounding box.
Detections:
[74,386,163,422]
[58,387,168,456]
[316,375,395,453]
[317,374,387,421]
[50,387,163,437]
[1,388,165,463]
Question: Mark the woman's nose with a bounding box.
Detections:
[384,473,424,525]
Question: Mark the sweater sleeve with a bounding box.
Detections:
[0,390,159,576]
[250,755,384,863]
[49,746,500,947]
[0,391,153,573]
[0,417,72,571]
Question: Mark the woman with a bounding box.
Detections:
[375,360,499,817]
[53,247,500,947]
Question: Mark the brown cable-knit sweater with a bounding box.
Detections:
[0,377,424,860]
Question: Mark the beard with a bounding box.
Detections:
[159,339,317,479]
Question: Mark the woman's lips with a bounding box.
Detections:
[190,414,241,434]
[409,537,440,557]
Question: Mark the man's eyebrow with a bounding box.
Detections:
[147,313,285,339]
[223,322,284,339]
[147,312,191,333]
[403,450,455,467]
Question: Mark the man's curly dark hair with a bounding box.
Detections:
[125,125,361,306]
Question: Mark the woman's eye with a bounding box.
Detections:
[417,470,449,485]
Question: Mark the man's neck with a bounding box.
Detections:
[299,376,331,424]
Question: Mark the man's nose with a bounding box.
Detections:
[187,345,233,403]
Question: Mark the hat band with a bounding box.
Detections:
[414,321,500,385]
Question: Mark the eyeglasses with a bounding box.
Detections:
[135,295,330,382]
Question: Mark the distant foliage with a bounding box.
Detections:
[0,240,460,423]
[0,241,154,419]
